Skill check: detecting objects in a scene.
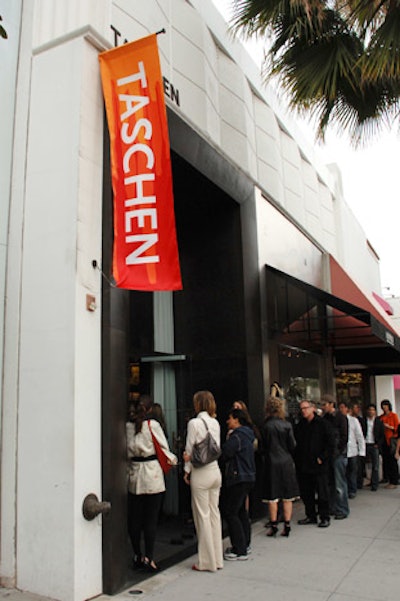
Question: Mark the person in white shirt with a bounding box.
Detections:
[338,401,366,498]
[183,390,223,572]
[360,404,385,491]
[126,396,177,572]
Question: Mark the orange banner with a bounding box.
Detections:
[99,34,182,290]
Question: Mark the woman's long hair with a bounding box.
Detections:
[233,400,253,424]
[130,395,153,434]
[152,402,167,434]
[233,400,261,444]
[193,390,217,417]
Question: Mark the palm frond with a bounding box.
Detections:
[364,6,400,79]
[230,0,400,143]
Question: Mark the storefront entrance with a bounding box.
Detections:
[335,371,369,409]
[101,147,248,593]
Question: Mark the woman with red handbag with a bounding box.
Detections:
[126,395,177,572]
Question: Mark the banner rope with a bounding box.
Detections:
[92,260,117,287]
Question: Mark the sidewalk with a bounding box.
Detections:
[2,486,400,601]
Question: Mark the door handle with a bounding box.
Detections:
[82,493,111,520]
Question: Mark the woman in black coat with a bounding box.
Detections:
[261,396,299,537]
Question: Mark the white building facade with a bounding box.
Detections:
[1,1,399,600]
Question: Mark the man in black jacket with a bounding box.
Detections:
[294,401,334,528]
[321,394,349,519]
[360,404,385,491]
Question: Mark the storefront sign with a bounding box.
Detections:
[99,34,182,290]
[110,25,181,107]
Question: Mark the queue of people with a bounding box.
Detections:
[126,391,400,574]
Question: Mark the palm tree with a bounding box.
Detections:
[230,0,400,144]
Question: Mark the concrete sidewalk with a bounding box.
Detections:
[2,486,400,601]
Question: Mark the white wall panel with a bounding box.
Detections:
[243,82,257,177]
[16,32,103,601]
[285,188,305,224]
[255,190,323,286]
[33,0,110,47]
[376,376,395,410]
[257,162,283,206]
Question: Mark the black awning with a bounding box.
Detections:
[265,265,400,360]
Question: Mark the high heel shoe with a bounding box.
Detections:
[143,557,159,572]
[266,521,278,537]
[281,522,291,537]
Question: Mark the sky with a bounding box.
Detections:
[211,0,400,298]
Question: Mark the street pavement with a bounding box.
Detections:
[2,485,400,601]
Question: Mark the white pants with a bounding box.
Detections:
[190,462,223,571]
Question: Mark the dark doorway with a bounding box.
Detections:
[101,146,248,593]
[172,152,248,420]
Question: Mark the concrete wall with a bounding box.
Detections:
[2,10,107,598]
[15,30,104,600]
[328,163,382,294]
[1,0,34,587]
[376,376,396,413]
[0,0,22,454]
[22,29,104,600]
[255,190,323,287]
[109,0,380,292]
[188,0,378,293]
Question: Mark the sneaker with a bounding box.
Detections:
[224,551,248,561]
[225,545,251,556]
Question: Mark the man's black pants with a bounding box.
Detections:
[298,470,330,520]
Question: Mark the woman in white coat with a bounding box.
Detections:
[183,390,223,572]
[127,395,177,572]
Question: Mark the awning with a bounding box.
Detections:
[329,256,398,334]
[265,264,400,372]
[372,292,394,316]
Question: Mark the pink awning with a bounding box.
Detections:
[329,256,398,336]
[394,375,400,390]
[372,292,394,315]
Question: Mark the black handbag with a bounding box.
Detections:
[191,418,221,467]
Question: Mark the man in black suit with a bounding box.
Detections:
[294,401,334,528]
[321,395,349,519]
[360,404,385,491]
